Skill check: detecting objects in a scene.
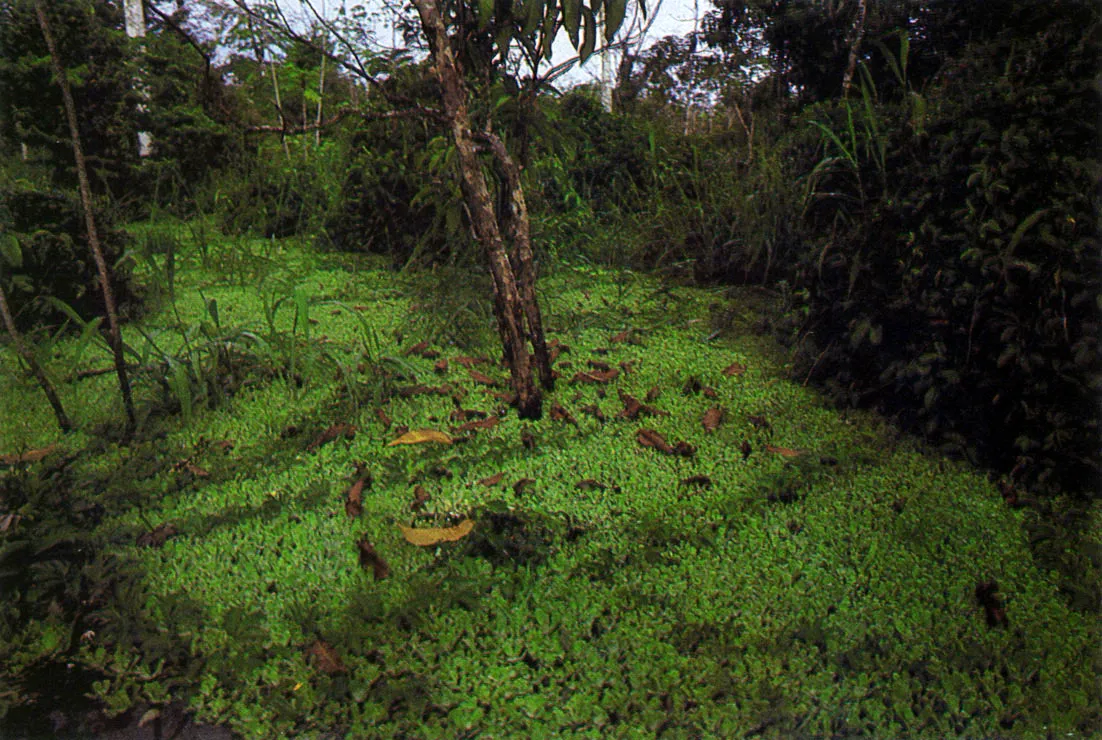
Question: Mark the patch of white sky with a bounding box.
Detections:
[251,0,702,90]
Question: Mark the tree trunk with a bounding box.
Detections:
[484,132,554,390]
[35,0,136,436]
[0,280,71,432]
[123,0,153,156]
[842,0,868,98]
[410,0,545,419]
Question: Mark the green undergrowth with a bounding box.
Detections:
[0,221,1098,738]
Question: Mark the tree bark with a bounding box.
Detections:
[842,0,868,98]
[411,0,544,418]
[483,131,554,390]
[123,0,153,156]
[35,0,136,435]
[0,280,71,432]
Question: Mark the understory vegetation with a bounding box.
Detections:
[0,0,1099,736]
[1,225,1098,737]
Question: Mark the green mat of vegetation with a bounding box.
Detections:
[1,223,1097,738]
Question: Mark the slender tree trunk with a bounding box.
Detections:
[315,48,326,148]
[35,0,136,436]
[0,280,71,432]
[842,0,868,98]
[123,0,153,156]
[484,132,553,390]
[411,0,544,418]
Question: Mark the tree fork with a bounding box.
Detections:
[35,0,136,435]
[411,0,543,418]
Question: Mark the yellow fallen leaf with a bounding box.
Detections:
[0,444,59,465]
[387,429,453,447]
[398,519,474,546]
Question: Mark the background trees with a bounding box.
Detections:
[0,0,1096,493]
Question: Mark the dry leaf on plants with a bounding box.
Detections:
[453,355,490,367]
[398,519,474,546]
[578,404,606,423]
[345,476,369,517]
[375,408,393,430]
[469,369,498,386]
[765,444,801,458]
[702,406,725,432]
[357,537,389,580]
[387,429,453,446]
[550,402,578,426]
[455,416,500,433]
[307,639,348,675]
[307,423,356,452]
[479,472,504,486]
[723,362,747,377]
[411,485,431,511]
[137,523,177,548]
[403,340,430,357]
[681,475,712,487]
[434,359,449,374]
[0,444,60,466]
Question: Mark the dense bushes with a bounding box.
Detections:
[786,3,1100,496]
[0,180,140,332]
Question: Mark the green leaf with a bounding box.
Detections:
[522,0,544,36]
[0,233,21,269]
[478,0,494,30]
[563,0,582,47]
[580,6,596,62]
[604,0,627,42]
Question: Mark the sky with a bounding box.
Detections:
[265,0,703,88]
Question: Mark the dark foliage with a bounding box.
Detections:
[0,183,140,332]
[790,1,1100,496]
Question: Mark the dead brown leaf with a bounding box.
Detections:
[375,408,393,430]
[398,519,474,546]
[307,423,356,452]
[520,427,536,450]
[765,444,802,458]
[575,479,607,491]
[702,386,718,399]
[644,387,661,403]
[702,406,725,433]
[513,477,536,495]
[681,475,713,487]
[468,369,498,386]
[455,416,500,433]
[345,476,368,517]
[610,330,631,343]
[0,444,59,466]
[434,359,449,374]
[0,513,21,533]
[588,360,612,372]
[636,428,674,454]
[723,362,747,377]
[137,523,177,548]
[307,639,348,675]
[411,485,431,511]
[403,340,430,357]
[572,368,620,384]
[579,404,607,423]
[453,356,490,368]
[450,407,488,422]
[356,537,389,580]
[478,472,505,486]
[741,440,752,460]
[617,390,668,420]
[387,429,453,446]
[550,402,578,426]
